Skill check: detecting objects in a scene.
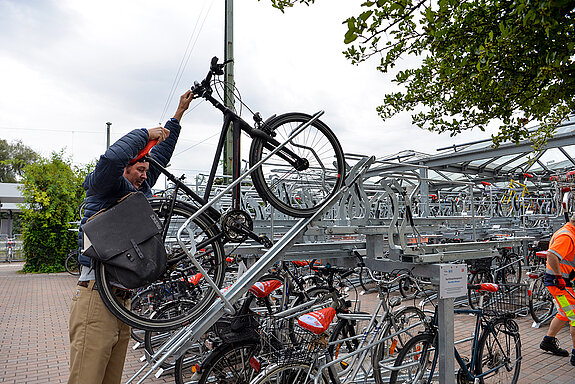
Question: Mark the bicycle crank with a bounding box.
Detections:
[221,210,253,242]
[221,210,274,248]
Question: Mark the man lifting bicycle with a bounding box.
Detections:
[68,90,193,384]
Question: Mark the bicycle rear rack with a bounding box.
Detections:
[126,156,375,384]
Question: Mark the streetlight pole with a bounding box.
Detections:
[223,0,239,208]
[106,122,112,149]
[223,0,235,177]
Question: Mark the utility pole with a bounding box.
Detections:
[223,0,235,178]
[106,122,112,149]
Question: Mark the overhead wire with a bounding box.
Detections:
[159,0,216,123]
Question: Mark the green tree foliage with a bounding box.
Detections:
[0,139,39,182]
[267,0,575,148]
[19,151,89,273]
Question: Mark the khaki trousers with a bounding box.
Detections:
[68,281,130,384]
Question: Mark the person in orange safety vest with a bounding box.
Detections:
[539,217,575,365]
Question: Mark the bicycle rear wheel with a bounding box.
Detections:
[528,276,555,323]
[249,112,345,218]
[144,300,199,369]
[95,198,226,331]
[185,340,260,384]
[494,253,522,284]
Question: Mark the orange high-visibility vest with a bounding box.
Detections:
[546,223,575,279]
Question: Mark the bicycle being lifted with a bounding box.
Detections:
[92,56,346,331]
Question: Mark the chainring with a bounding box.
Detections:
[221,209,254,242]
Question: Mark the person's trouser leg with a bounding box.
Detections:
[68,282,130,384]
[102,315,130,384]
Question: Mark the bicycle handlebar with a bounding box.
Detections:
[191,56,233,98]
[369,270,412,286]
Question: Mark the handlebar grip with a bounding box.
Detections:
[468,283,499,292]
[210,56,224,75]
[129,140,158,165]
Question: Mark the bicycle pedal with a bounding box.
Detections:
[259,235,273,248]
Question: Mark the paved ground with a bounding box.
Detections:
[0,261,573,383]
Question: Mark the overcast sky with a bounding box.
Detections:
[0,0,498,180]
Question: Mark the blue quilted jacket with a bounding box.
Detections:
[78,119,181,267]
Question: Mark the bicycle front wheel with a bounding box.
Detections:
[249,112,345,218]
[95,198,226,331]
[389,333,436,384]
[475,318,521,384]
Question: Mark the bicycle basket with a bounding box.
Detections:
[213,312,260,344]
[480,283,528,318]
[466,257,492,273]
[257,326,328,366]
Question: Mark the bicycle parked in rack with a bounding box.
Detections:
[143,261,349,371]
[174,263,353,384]
[92,56,346,332]
[246,270,427,384]
[388,283,523,384]
[325,271,427,384]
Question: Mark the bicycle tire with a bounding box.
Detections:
[528,276,555,324]
[250,362,329,384]
[65,249,80,276]
[468,270,494,310]
[389,333,436,384]
[474,318,521,384]
[177,340,260,384]
[373,306,427,384]
[130,328,145,345]
[95,198,226,331]
[326,317,360,382]
[249,112,345,218]
[144,300,200,369]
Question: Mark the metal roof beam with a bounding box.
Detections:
[558,147,575,167]
[367,129,575,177]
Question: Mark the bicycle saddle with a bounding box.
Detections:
[248,280,282,298]
[298,307,336,334]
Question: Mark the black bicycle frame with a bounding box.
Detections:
[200,91,309,211]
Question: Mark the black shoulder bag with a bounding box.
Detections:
[82,192,167,289]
